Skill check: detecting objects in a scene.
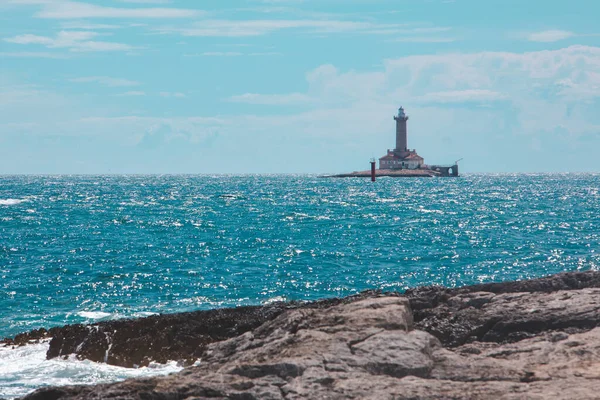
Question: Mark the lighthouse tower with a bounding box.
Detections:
[394,106,409,154]
[378,106,424,170]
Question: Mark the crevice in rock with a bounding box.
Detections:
[347,330,384,355]
[364,362,431,379]
[229,363,305,380]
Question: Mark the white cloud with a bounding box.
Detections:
[118,0,172,3]
[220,45,600,143]
[60,21,121,30]
[198,52,244,57]
[72,116,225,145]
[248,52,282,56]
[4,31,134,52]
[73,41,134,51]
[228,93,311,105]
[527,30,575,42]
[383,45,600,87]
[417,89,506,103]
[5,33,57,46]
[117,91,146,96]
[186,51,281,57]
[5,0,200,19]
[0,51,68,58]
[556,71,600,99]
[390,37,455,43]
[4,45,600,172]
[39,2,199,19]
[70,76,140,87]
[155,19,411,37]
[259,0,306,3]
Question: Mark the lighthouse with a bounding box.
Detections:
[394,106,409,153]
[378,106,424,170]
[327,104,460,177]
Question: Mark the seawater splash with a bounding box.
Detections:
[76,311,113,320]
[0,198,27,206]
[1,174,600,395]
[0,342,183,399]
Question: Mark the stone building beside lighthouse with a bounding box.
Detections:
[379,106,424,170]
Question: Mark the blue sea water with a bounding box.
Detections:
[1,173,600,397]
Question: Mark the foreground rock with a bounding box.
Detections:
[1,291,390,368]
[15,271,600,399]
[406,270,600,346]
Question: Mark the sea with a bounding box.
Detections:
[1,173,599,398]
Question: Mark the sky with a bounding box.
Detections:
[1,0,599,174]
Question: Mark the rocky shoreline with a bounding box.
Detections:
[8,270,600,399]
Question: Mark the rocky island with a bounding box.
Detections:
[325,107,459,179]
[8,270,600,399]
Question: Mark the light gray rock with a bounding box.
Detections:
[21,285,600,399]
[414,288,600,346]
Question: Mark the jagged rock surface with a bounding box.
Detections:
[406,270,600,346]
[43,304,289,368]
[1,290,394,368]
[21,272,600,399]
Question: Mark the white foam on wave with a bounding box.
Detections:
[0,341,183,399]
[76,311,113,320]
[0,199,26,206]
[262,296,287,305]
[132,311,158,318]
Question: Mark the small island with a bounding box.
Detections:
[327,106,459,178]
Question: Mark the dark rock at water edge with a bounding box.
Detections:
[6,270,600,368]
[45,304,288,368]
[12,270,600,399]
[2,290,391,368]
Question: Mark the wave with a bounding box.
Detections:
[0,199,26,206]
[76,311,113,320]
[0,341,183,399]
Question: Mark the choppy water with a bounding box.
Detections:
[1,174,600,398]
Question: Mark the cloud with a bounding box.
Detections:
[197,52,244,57]
[118,0,172,3]
[117,91,146,96]
[380,27,457,43]
[228,93,311,105]
[4,45,600,173]
[155,19,411,37]
[556,71,600,100]
[417,89,506,103]
[186,51,281,57]
[39,2,200,19]
[390,37,455,43]
[60,21,121,30]
[220,45,600,141]
[5,0,200,19]
[259,0,306,3]
[527,30,575,42]
[0,51,68,58]
[383,45,600,87]
[70,76,140,87]
[73,116,225,145]
[4,31,134,52]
